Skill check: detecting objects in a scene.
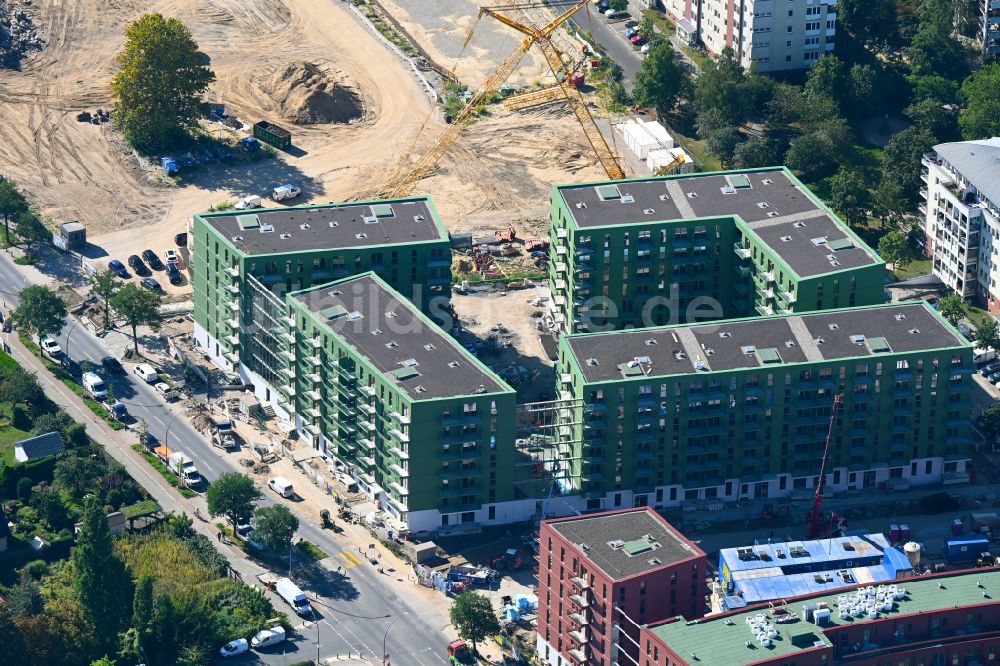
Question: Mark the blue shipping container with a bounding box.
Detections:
[945,537,989,563]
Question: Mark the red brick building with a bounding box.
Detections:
[640,567,1000,666]
[536,507,707,666]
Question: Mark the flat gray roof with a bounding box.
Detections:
[557,169,878,278]
[202,198,444,255]
[291,274,510,400]
[565,302,968,383]
[547,509,701,580]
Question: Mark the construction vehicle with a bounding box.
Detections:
[448,639,476,665]
[806,393,847,539]
[377,0,623,199]
[653,153,686,176]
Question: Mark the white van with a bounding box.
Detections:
[267,476,294,498]
[82,371,108,400]
[974,346,996,365]
[133,363,158,383]
[275,577,312,615]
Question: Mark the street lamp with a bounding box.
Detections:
[382,611,408,666]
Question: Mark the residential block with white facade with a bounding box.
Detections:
[920,138,1000,313]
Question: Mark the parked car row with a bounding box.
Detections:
[107,246,183,289]
[161,142,238,175]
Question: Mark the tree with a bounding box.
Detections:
[693,47,747,128]
[877,125,936,210]
[111,14,215,152]
[0,178,27,245]
[706,126,743,167]
[10,284,67,353]
[877,231,911,271]
[54,454,104,500]
[765,82,805,127]
[110,283,161,355]
[608,0,628,10]
[804,54,845,110]
[16,476,33,501]
[91,658,116,666]
[974,320,1000,354]
[958,64,1000,140]
[906,0,968,80]
[0,602,25,657]
[848,64,876,111]
[633,41,687,114]
[978,402,1000,451]
[828,169,871,227]
[732,139,778,169]
[8,571,43,617]
[14,211,48,257]
[905,97,958,141]
[206,472,262,527]
[872,176,910,228]
[31,490,69,530]
[450,591,500,654]
[252,504,299,552]
[785,133,834,179]
[87,270,121,330]
[72,496,132,654]
[30,410,72,437]
[937,293,965,327]
[0,367,44,409]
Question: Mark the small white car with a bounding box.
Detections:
[250,625,286,649]
[271,184,301,201]
[219,638,249,658]
[154,382,177,401]
[40,336,62,357]
[163,248,178,264]
[234,194,263,210]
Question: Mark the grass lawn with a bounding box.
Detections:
[893,258,932,280]
[681,45,712,70]
[963,303,993,330]
[296,539,328,562]
[680,137,723,171]
[642,9,677,37]
[0,404,31,465]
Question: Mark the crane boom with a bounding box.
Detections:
[807,392,842,539]
[378,0,623,198]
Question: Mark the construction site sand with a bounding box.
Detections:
[375,0,586,87]
[0,0,602,271]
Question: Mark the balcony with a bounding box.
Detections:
[734,244,752,260]
[569,593,589,608]
[389,428,410,443]
[568,629,587,644]
[570,576,590,589]
[567,648,587,663]
[224,265,240,278]
[568,611,589,625]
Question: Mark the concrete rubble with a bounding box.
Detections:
[0,0,42,68]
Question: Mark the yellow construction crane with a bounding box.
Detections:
[377,0,624,199]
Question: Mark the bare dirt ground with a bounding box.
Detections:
[0,0,603,278]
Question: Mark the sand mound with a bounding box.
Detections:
[262,61,364,125]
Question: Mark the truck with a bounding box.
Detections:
[974,346,996,365]
[448,640,475,665]
[167,451,202,489]
[274,577,312,616]
[212,419,237,449]
[82,371,108,401]
[253,120,292,150]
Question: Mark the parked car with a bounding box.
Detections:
[219,638,249,658]
[154,382,177,401]
[61,357,81,377]
[179,153,197,169]
[163,248,178,264]
[101,355,124,374]
[110,402,129,423]
[140,277,162,291]
[141,249,163,270]
[215,144,233,161]
[40,335,62,357]
[160,157,178,175]
[133,363,158,383]
[250,626,286,649]
[236,524,264,551]
[241,137,261,152]
[165,262,182,285]
[174,232,188,247]
[271,184,301,201]
[128,255,149,275]
[234,194,262,210]
[108,259,129,278]
[980,361,1000,376]
[988,370,1000,385]
[605,8,627,18]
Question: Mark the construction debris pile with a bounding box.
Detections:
[261,60,364,125]
[0,0,42,68]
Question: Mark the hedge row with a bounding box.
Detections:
[0,455,57,499]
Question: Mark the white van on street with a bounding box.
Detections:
[267,476,294,498]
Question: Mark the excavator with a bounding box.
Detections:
[376,0,624,199]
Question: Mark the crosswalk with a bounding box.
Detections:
[338,549,363,569]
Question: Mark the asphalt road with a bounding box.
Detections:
[0,253,451,666]
[570,11,642,91]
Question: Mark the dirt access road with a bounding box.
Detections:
[0,0,605,266]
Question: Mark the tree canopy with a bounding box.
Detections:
[111,14,215,152]
[251,504,299,552]
[87,270,121,331]
[958,64,1000,140]
[206,473,262,527]
[11,285,67,351]
[936,293,965,327]
[829,169,871,227]
[110,283,161,355]
[633,41,688,115]
[449,591,500,653]
[877,230,911,270]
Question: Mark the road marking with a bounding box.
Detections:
[339,551,361,569]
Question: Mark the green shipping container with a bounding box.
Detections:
[253,121,292,150]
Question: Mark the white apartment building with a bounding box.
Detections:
[661,0,836,72]
[980,0,1000,58]
[921,138,1000,314]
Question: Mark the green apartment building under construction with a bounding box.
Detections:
[190,196,452,420]
[552,301,973,512]
[548,168,886,333]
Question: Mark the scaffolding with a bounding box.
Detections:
[513,397,583,500]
